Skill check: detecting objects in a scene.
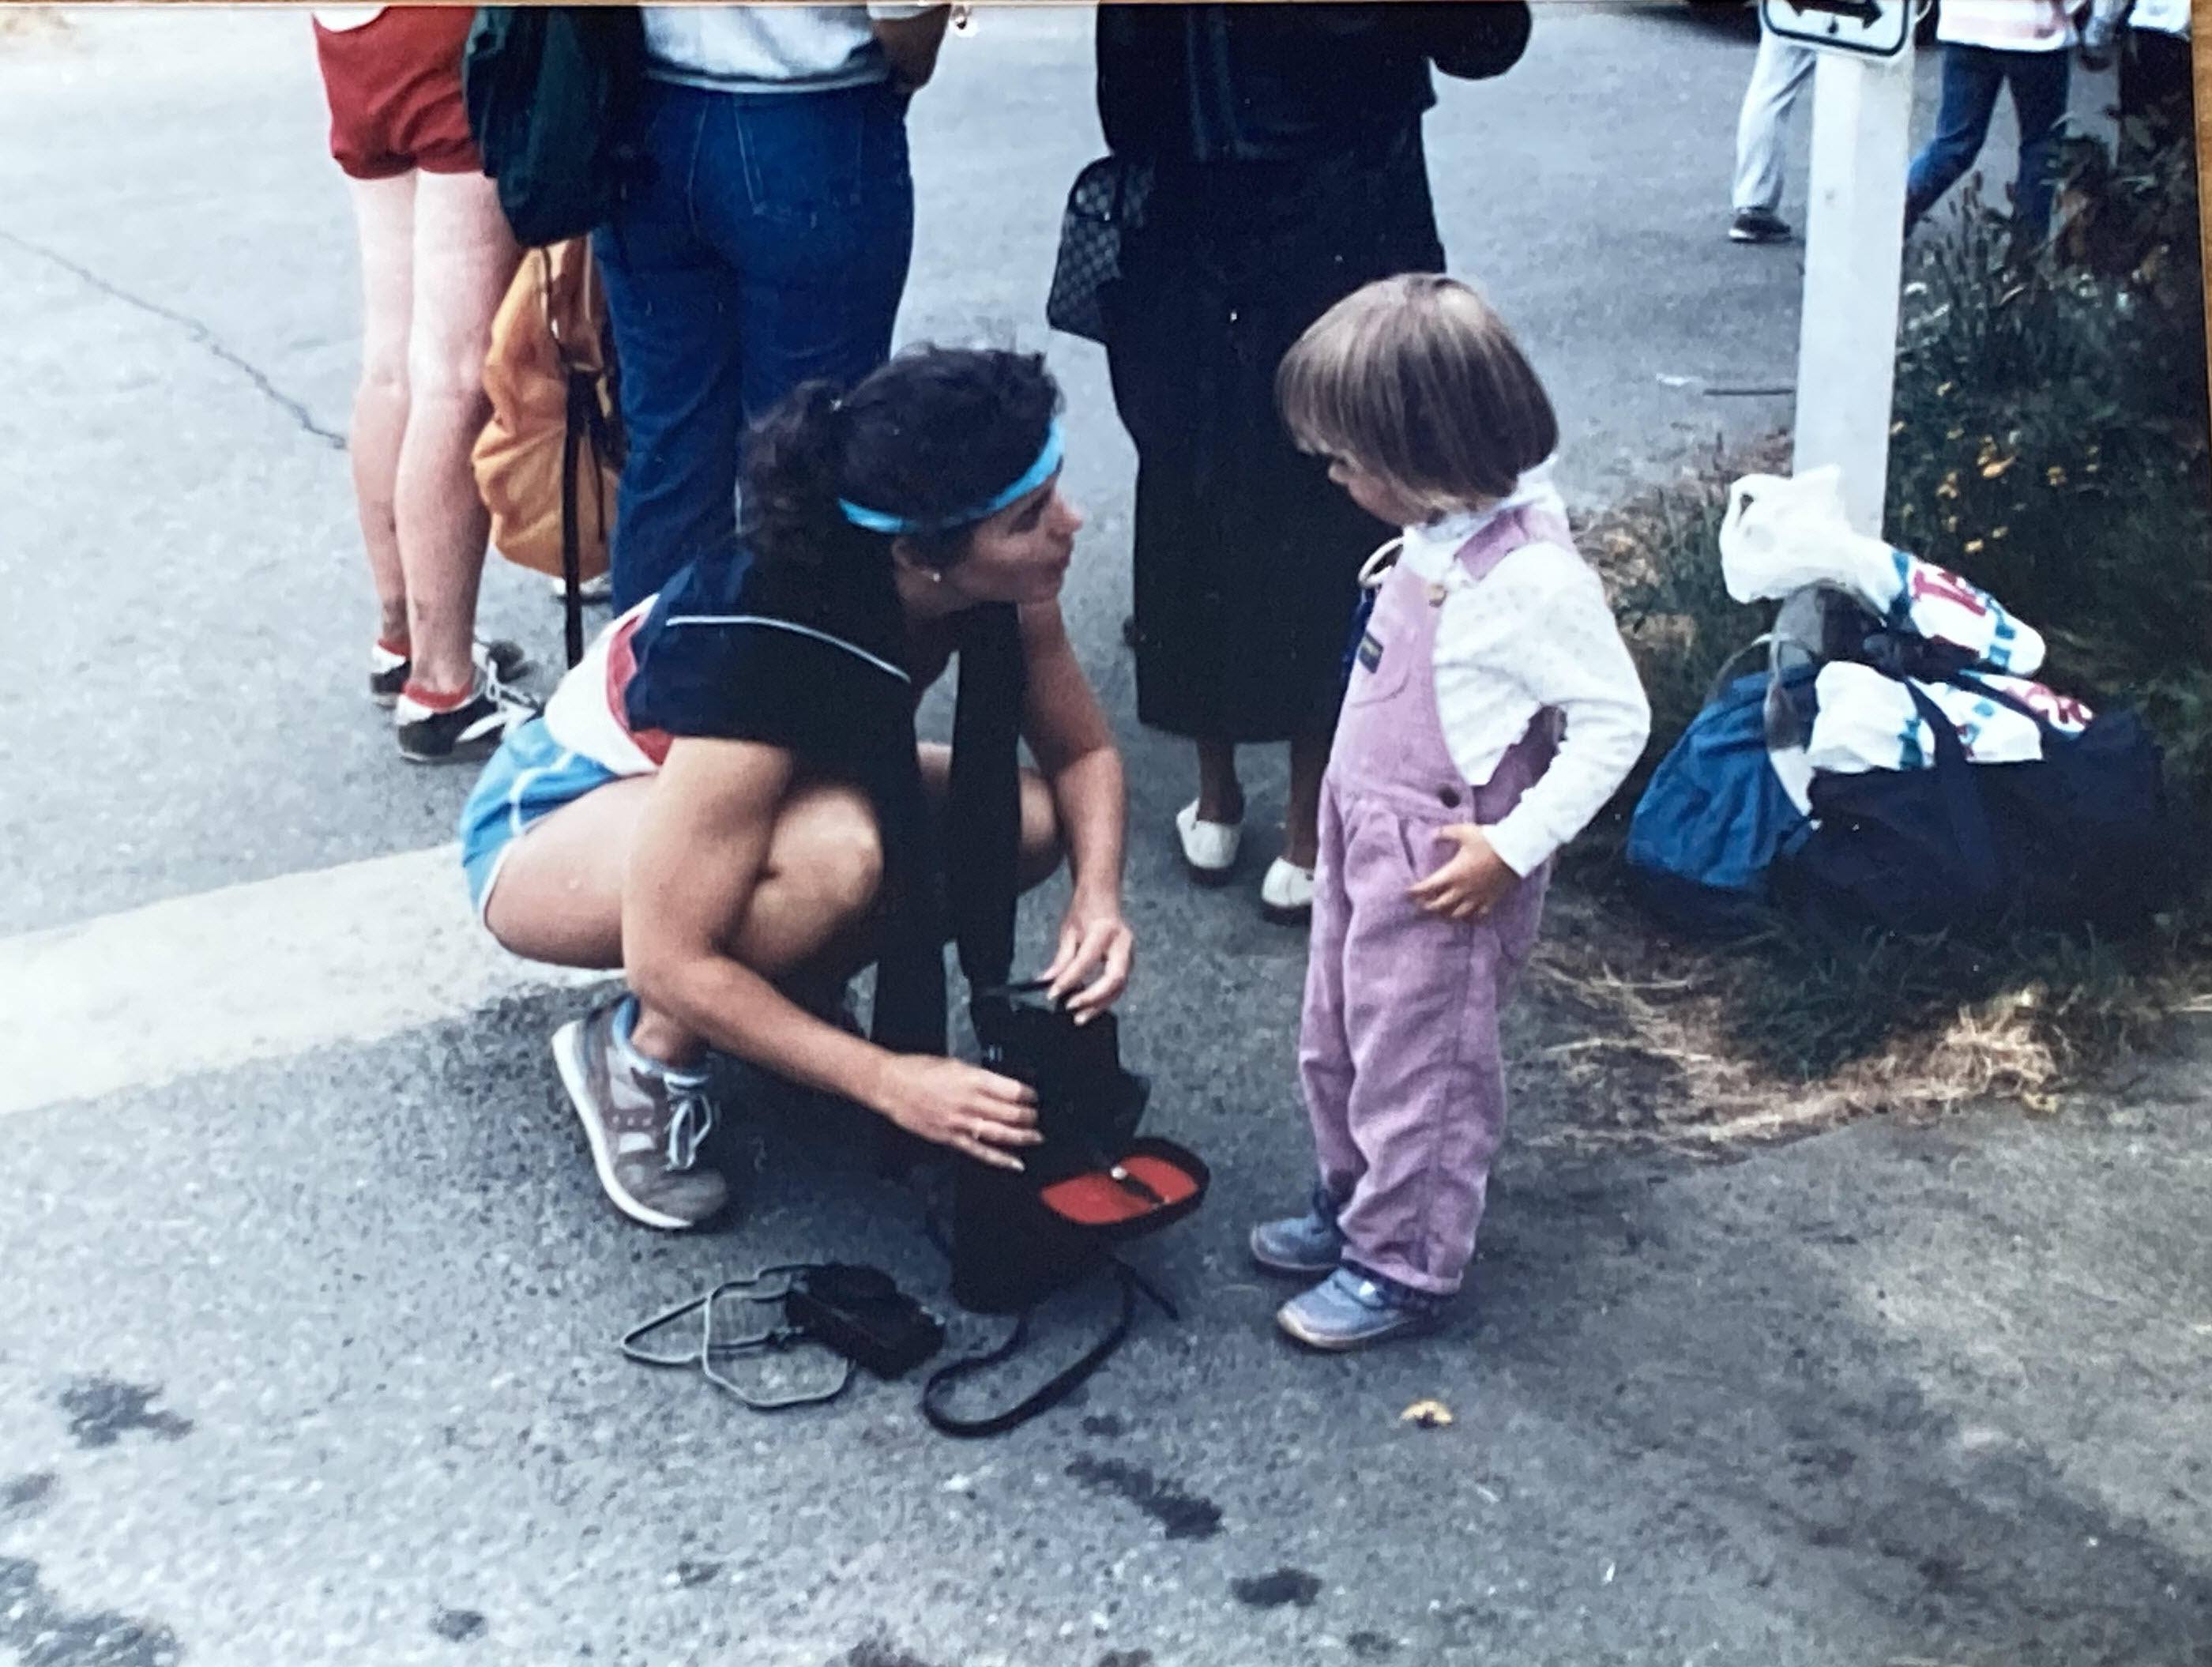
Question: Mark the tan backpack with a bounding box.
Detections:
[473,238,622,664]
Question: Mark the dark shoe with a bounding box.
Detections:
[371,637,529,708]
[1728,208,1793,244]
[551,999,728,1231]
[393,664,539,763]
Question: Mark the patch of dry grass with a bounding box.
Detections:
[1518,821,2211,1160]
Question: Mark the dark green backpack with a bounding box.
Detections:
[463,8,647,248]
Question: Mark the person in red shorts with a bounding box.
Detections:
[314,6,533,762]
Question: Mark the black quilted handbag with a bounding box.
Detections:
[1044,156,1153,346]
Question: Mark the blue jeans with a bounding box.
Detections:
[596,79,915,611]
[1905,44,2071,243]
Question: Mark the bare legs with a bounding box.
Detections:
[343,167,521,696]
[346,175,413,649]
[483,750,1064,1070]
[1193,729,1333,871]
[1194,739,1247,830]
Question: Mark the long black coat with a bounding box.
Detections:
[1096,4,1530,743]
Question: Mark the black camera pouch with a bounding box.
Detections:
[924,983,1209,1437]
[784,1263,945,1379]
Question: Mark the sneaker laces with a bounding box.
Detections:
[480,659,543,717]
[664,1080,716,1171]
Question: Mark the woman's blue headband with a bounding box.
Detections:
[838,420,1064,536]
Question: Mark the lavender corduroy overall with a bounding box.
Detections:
[1299,503,1568,1296]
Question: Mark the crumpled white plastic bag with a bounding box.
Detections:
[1720,465,2045,676]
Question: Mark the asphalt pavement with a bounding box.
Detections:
[2,9,2206,1667]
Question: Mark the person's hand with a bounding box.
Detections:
[1043,894,1135,1022]
[1406,824,1519,921]
[878,1055,1040,1171]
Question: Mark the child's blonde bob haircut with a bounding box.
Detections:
[1277,274,1558,515]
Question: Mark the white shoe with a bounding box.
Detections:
[1176,800,1242,886]
[547,570,614,604]
[1260,857,1315,926]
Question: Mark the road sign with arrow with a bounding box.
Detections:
[1759,0,1919,58]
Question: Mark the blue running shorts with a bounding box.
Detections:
[459,718,623,924]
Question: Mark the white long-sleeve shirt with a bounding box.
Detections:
[1397,476,1652,878]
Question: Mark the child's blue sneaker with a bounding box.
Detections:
[1248,1186,1344,1277]
[1276,1266,1443,1352]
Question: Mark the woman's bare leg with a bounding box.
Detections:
[1284,726,1332,871]
[485,776,896,1065]
[1193,736,1245,826]
[480,775,654,969]
[490,745,1072,1072]
[394,168,520,697]
[344,173,416,649]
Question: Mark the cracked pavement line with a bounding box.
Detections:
[0,225,348,450]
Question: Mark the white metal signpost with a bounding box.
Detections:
[1762,0,1921,536]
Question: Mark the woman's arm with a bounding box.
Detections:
[625,737,1040,1169]
[1016,601,1134,1018]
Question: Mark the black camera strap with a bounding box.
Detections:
[947,602,1025,994]
[920,1263,1134,1439]
[919,1261,1179,1439]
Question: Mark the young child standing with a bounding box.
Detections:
[1255,275,1651,1350]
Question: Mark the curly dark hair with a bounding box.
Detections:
[738,347,1063,583]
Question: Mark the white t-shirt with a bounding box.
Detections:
[642,5,935,94]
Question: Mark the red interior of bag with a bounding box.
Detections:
[1039,1155,1201,1226]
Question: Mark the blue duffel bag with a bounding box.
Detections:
[1626,665,1813,938]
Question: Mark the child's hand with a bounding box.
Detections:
[1407,823,1518,920]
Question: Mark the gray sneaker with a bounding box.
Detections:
[1277,1266,1443,1352]
[552,1001,728,1231]
[1249,1185,1345,1276]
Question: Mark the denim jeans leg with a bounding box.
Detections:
[596,85,748,613]
[719,82,916,422]
[2004,49,2071,242]
[1905,46,2006,228]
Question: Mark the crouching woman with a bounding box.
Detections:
[458,348,1133,1229]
